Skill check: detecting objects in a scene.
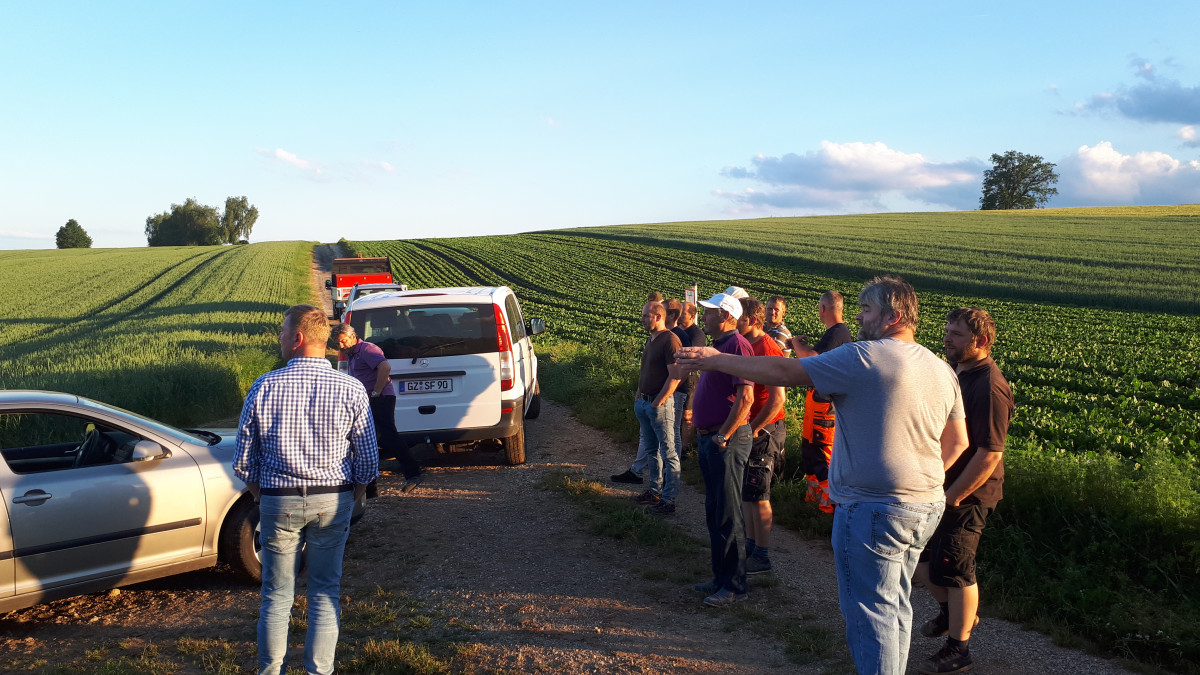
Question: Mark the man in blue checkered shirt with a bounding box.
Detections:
[234,304,379,675]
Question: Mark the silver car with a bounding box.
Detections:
[0,391,265,613]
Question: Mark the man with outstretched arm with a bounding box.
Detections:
[234,304,380,675]
[912,307,1014,675]
[677,276,970,675]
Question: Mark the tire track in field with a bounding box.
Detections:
[409,240,583,316]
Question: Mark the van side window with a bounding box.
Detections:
[504,295,526,343]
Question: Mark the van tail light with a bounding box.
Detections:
[494,303,514,391]
[342,310,352,325]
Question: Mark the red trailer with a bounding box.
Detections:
[326,257,393,319]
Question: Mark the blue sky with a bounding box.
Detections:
[3,1,1199,249]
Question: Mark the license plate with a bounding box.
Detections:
[398,378,453,394]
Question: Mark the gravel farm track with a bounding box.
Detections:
[0,245,1139,674]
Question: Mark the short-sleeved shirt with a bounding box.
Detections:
[765,322,793,355]
[946,357,1014,507]
[683,324,706,348]
[802,338,965,504]
[813,323,853,354]
[748,334,787,424]
[637,330,682,398]
[670,326,693,394]
[691,331,753,430]
[346,339,395,396]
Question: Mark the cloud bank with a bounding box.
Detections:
[718,141,984,213]
[1056,142,1200,206]
[720,140,1199,215]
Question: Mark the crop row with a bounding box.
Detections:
[351,223,1200,464]
[0,242,313,425]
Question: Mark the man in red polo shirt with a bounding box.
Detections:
[735,297,787,576]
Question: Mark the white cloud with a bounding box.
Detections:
[719,141,984,213]
[365,160,396,173]
[1056,142,1200,205]
[1179,125,1200,148]
[0,230,51,239]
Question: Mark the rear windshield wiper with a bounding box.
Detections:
[411,341,465,364]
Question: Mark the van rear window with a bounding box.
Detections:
[349,304,497,360]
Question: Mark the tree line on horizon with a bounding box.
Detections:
[144,196,259,247]
[52,150,1056,250]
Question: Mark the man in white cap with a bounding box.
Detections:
[686,291,755,607]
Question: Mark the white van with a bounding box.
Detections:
[343,286,544,464]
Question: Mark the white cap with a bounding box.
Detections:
[698,292,744,320]
[724,286,749,299]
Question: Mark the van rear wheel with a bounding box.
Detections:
[502,417,526,465]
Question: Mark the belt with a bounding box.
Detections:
[636,393,654,402]
[261,484,353,496]
[697,425,723,435]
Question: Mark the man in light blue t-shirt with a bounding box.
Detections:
[677,276,969,675]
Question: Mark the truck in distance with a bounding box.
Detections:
[325,257,394,319]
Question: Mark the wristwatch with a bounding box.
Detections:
[371,390,381,398]
[713,433,727,446]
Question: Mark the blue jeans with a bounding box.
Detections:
[635,398,678,502]
[257,490,355,675]
[672,390,688,458]
[697,425,752,594]
[832,500,944,675]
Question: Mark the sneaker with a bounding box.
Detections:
[702,588,748,607]
[692,579,720,594]
[920,613,979,638]
[745,556,772,575]
[401,474,424,493]
[634,490,662,505]
[918,643,973,674]
[648,501,676,515]
[611,469,643,484]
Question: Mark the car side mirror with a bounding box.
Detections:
[527,317,546,336]
[130,440,171,462]
[325,280,332,289]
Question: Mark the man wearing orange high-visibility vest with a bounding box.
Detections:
[789,291,853,512]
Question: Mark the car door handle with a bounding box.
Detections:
[13,490,53,505]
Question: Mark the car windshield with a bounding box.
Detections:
[349,303,497,360]
[76,397,219,445]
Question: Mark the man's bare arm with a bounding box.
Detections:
[676,347,813,388]
[749,385,785,436]
[373,360,392,396]
[940,418,970,471]
[721,384,754,438]
[944,450,1003,507]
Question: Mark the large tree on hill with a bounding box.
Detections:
[980,151,1059,210]
[55,219,92,248]
[145,198,222,246]
[220,196,259,243]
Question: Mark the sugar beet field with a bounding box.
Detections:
[1,206,1199,670]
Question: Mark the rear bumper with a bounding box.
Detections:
[398,399,523,445]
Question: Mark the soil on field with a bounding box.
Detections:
[0,245,1139,673]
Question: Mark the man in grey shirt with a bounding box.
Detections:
[677,276,969,675]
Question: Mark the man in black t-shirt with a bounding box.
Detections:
[914,307,1014,675]
[788,291,853,512]
[613,301,682,511]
